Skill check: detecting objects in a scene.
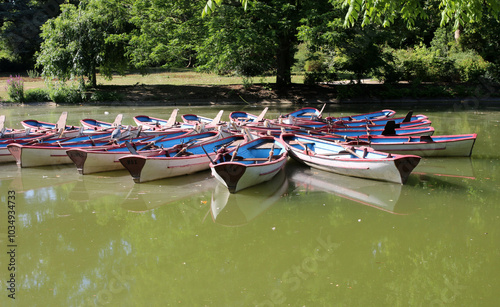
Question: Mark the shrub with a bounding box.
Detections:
[24,88,51,102]
[89,90,124,102]
[451,51,490,83]
[48,82,84,104]
[5,75,25,103]
[381,46,492,84]
[304,71,337,85]
[27,69,40,79]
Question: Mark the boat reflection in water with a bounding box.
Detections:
[69,171,136,202]
[6,165,81,193]
[120,170,217,212]
[412,157,475,180]
[211,168,288,226]
[287,162,403,214]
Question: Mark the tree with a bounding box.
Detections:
[202,0,317,88]
[0,0,65,70]
[204,0,499,87]
[343,0,500,29]
[126,0,205,69]
[198,0,301,87]
[35,0,129,87]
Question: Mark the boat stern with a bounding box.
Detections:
[66,150,88,174]
[6,144,22,166]
[213,163,247,193]
[395,156,421,184]
[119,156,147,183]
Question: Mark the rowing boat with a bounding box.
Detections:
[331,111,428,127]
[210,136,288,193]
[281,133,421,184]
[133,109,179,130]
[229,107,269,126]
[120,134,246,183]
[327,134,477,157]
[66,130,215,174]
[7,131,128,167]
[326,109,396,122]
[80,114,123,131]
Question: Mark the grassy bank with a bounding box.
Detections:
[0,69,301,101]
[1,69,499,104]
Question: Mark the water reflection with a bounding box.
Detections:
[414,157,475,179]
[3,165,80,193]
[287,162,403,214]
[0,106,499,306]
[210,169,288,226]
[120,171,216,212]
[69,171,136,202]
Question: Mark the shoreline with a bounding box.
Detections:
[2,83,500,108]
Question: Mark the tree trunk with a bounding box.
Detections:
[275,35,293,89]
[90,64,97,88]
[454,24,462,43]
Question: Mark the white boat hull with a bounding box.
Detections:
[289,149,418,184]
[66,148,163,175]
[211,157,287,193]
[366,137,476,157]
[0,147,16,163]
[8,144,75,167]
[120,153,216,183]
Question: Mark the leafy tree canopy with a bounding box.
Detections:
[343,0,500,28]
[35,0,129,87]
[0,0,65,68]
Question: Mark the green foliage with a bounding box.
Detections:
[197,1,282,77]
[24,88,51,102]
[89,91,124,102]
[304,71,337,85]
[343,0,500,29]
[127,0,204,70]
[451,51,491,83]
[377,43,490,84]
[5,75,24,103]
[0,0,64,69]
[36,0,129,87]
[47,82,84,104]
[26,69,41,79]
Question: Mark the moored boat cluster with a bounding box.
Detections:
[0,106,477,193]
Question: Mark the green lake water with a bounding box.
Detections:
[0,103,499,306]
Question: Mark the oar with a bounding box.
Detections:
[112,114,123,127]
[255,107,268,122]
[0,115,5,131]
[55,111,68,131]
[334,140,364,159]
[57,127,65,138]
[0,115,5,138]
[165,108,179,128]
[318,103,326,118]
[124,141,138,155]
[201,145,216,165]
[403,110,413,123]
[25,132,57,145]
[243,127,256,141]
[230,143,241,162]
[138,141,156,151]
[132,125,142,138]
[210,110,224,126]
[381,120,397,136]
[268,143,275,161]
[295,139,310,155]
